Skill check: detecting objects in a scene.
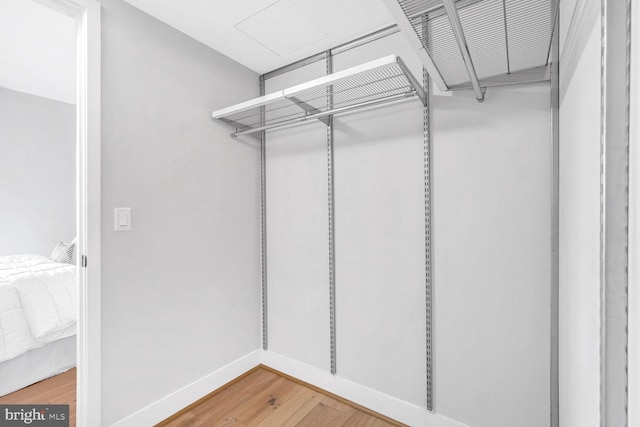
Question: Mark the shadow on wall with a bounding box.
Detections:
[558,0,600,104]
[332,101,422,145]
[431,84,551,133]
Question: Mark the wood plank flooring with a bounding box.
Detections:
[158,367,404,427]
[0,368,76,427]
[0,366,403,427]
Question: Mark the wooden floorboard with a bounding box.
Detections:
[0,368,76,427]
[0,365,403,427]
[158,367,405,427]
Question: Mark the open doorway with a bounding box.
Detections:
[0,0,100,426]
[0,0,79,423]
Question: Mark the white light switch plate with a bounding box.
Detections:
[114,207,131,231]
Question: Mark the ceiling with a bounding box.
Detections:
[0,0,76,104]
[0,0,393,103]
[120,0,395,74]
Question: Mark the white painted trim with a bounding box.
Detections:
[73,3,101,426]
[107,348,469,427]
[629,1,639,425]
[33,0,102,425]
[260,350,469,427]
[109,350,262,427]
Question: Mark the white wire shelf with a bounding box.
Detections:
[382,0,558,101]
[211,55,426,137]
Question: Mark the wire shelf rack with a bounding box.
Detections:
[383,0,557,100]
[212,55,426,137]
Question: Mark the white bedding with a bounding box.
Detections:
[0,336,76,397]
[0,254,77,363]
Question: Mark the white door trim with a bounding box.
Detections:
[75,3,101,426]
[33,1,101,425]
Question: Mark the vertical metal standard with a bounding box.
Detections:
[599,0,631,425]
[326,50,337,375]
[423,65,434,412]
[549,2,559,426]
[441,0,485,102]
[260,75,268,350]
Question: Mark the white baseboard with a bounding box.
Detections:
[109,350,261,427]
[109,348,468,427]
[260,350,469,427]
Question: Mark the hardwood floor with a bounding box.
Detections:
[157,367,405,427]
[0,366,403,427]
[0,368,76,427]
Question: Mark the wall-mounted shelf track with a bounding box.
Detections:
[212,55,427,137]
[382,0,558,101]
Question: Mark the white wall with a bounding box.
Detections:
[332,34,427,409]
[264,61,331,372]
[0,87,75,256]
[558,1,602,426]
[264,33,428,407]
[432,87,551,427]
[98,0,261,424]
[0,0,76,104]
[264,32,551,427]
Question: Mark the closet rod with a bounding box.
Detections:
[446,65,550,91]
[231,93,416,137]
[441,0,485,101]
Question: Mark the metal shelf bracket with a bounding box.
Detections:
[382,0,558,101]
[212,55,426,137]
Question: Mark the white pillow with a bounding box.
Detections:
[50,241,75,264]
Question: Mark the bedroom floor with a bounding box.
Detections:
[157,367,403,427]
[0,367,76,427]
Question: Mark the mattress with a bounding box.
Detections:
[0,254,77,363]
[0,335,76,397]
[0,254,77,396]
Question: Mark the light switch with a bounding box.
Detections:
[114,207,131,232]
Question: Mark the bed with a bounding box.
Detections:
[0,254,77,396]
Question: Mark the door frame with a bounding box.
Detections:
[33,1,101,425]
